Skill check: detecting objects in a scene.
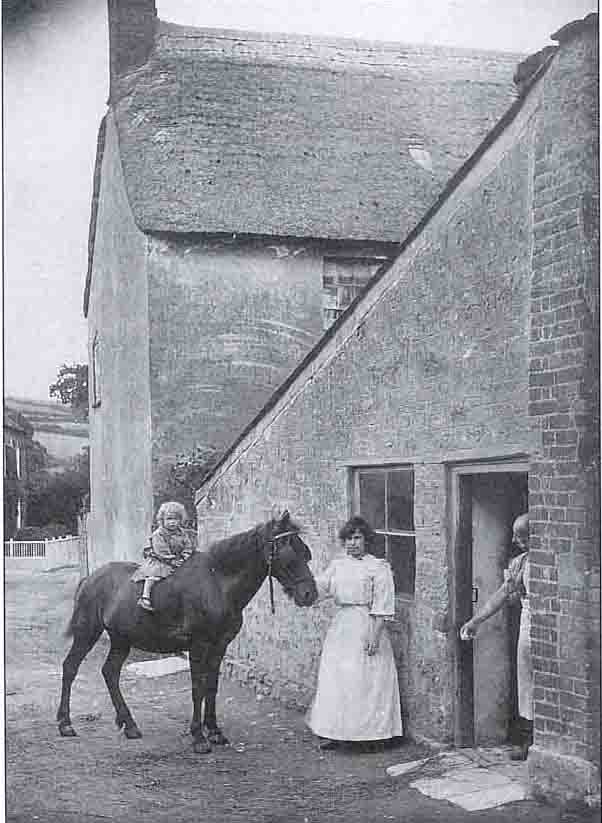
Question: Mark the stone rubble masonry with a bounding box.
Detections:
[526,14,600,806]
[146,235,392,510]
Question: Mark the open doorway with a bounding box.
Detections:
[451,460,528,747]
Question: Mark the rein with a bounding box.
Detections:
[266,530,299,615]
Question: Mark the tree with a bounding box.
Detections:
[154,445,221,526]
[27,447,90,534]
[49,363,89,420]
[3,436,49,538]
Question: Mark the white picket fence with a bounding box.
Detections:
[4,535,85,571]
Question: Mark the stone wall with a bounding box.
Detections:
[108,0,157,97]
[147,236,390,510]
[526,16,600,805]
[197,68,542,743]
[87,112,153,569]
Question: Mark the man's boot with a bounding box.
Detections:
[510,717,532,761]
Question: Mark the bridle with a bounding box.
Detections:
[265,529,306,614]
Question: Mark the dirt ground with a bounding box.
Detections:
[4,565,598,823]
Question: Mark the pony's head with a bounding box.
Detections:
[267,511,318,607]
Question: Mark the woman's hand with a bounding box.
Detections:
[460,619,477,641]
[365,617,383,655]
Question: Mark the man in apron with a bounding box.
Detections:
[460,513,532,760]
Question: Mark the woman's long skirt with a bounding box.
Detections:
[306,605,403,741]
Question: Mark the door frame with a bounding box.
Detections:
[448,457,529,747]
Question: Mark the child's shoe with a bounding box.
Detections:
[137,597,154,612]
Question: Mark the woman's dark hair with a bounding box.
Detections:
[338,515,376,546]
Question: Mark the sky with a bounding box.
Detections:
[2,0,597,401]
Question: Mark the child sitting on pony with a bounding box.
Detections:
[132,501,197,612]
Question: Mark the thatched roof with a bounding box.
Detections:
[111,23,521,243]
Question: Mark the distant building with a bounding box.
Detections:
[85,0,520,569]
[4,397,89,470]
[3,407,34,536]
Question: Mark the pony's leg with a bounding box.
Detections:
[189,641,212,754]
[203,643,230,745]
[57,627,102,736]
[101,637,141,739]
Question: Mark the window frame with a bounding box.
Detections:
[91,334,102,409]
[321,256,386,330]
[351,464,416,599]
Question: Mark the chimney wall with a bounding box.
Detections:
[108,0,157,95]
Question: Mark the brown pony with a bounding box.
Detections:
[57,512,317,753]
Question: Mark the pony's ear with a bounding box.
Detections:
[270,505,290,523]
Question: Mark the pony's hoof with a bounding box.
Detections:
[124,725,143,740]
[58,723,77,737]
[193,739,212,754]
[205,728,229,745]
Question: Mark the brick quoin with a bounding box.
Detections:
[527,15,600,804]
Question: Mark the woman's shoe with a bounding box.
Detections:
[510,742,530,761]
[137,597,154,612]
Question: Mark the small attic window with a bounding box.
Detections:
[409,146,433,173]
[322,257,384,330]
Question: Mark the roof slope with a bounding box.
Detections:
[3,406,33,437]
[113,24,521,242]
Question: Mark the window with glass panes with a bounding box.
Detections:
[353,467,416,596]
[322,257,385,330]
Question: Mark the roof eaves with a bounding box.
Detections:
[3,409,33,437]
[551,11,598,44]
[195,44,555,500]
[83,115,108,319]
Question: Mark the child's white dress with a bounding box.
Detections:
[306,553,403,741]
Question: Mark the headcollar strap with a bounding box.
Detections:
[266,529,298,615]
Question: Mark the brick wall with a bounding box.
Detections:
[197,78,540,743]
[526,16,600,804]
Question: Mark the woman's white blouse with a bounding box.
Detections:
[315,554,396,619]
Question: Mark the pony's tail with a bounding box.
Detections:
[64,577,87,638]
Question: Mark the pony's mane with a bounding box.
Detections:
[202,523,264,572]
[203,518,302,570]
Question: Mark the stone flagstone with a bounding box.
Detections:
[409,763,529,810]
[126,655,190,678]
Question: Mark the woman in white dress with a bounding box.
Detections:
[306,516,403,749]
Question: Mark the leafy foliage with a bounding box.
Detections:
[49,363,89,421]
[3,473,20,537]
[27,447,90,534]
[154,445,221,526]
[3,436,50,537]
